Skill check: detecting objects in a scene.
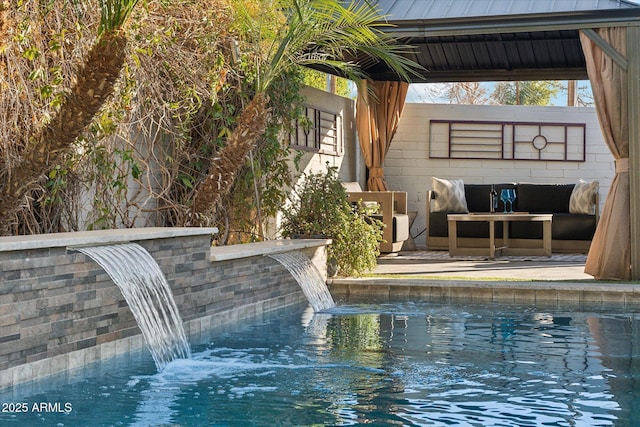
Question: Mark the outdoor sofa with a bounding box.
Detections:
[426,178,599,253]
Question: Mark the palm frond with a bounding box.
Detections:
[259,0,422,93]
[99,0,140,35]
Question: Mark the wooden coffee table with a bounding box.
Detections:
[447,213,552,259]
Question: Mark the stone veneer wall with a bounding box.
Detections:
[0,228,329,389]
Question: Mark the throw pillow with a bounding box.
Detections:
[569,180,599,214]
[342,182,363,192]
[432,177,469,213]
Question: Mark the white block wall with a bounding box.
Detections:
[273,86,362,238]
[384,103,614,248]
[293,86,362,183]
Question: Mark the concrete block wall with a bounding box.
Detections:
[271,86,362,239]
[383,103,614,248]
[0,229,325,389]
[295,86,362,184]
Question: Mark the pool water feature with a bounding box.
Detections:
[77,243,191,370]
[269,251,335,312]
[2,300,639,426]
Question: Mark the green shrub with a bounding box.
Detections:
[280,165,383,277]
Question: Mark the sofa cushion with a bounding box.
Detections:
[569,180,599,214]
[465,184,518,212]
[457,221,506,239]
[516,183,574,213]
[432,177,468,213]
[428,212,448,237]
[463,184,492,212]
[429,211,505,239]
[371,213,409,242]
[551,213,597,240]
[509,213,596,240]
[392,214,410,242]
[343,182,363,192]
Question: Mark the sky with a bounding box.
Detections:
[406,80,594,106]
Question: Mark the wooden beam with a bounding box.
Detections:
[628,26,640,280]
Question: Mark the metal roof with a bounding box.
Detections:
[348,0,640,82]
[379,0,639,22]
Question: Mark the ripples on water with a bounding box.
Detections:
[2,300,640,426]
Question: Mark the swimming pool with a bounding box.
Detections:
[1,299,639,426]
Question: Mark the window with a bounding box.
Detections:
[290,106,341,155]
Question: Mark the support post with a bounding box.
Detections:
[628,26,640,280]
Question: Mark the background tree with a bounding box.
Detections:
[491,80,563,106]
[562,80,594,106]
[303,69,354,98]
[444,82,490,104]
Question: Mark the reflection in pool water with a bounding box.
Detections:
[1,300,639,426]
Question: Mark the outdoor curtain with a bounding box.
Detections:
[580,27,631,280]
[355,80,409,191]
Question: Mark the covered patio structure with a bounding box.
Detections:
[347,0,640,281]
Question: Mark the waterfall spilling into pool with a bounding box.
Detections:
[77,243,191,371]
[268,251,335,312]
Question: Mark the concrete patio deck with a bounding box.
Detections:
[372,251,591,281]
[328,251,640,307]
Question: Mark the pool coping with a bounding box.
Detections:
[328,277,640,306]
[0,227,219,251]
[210,239,332,261]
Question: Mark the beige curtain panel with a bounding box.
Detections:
[580,27,631,280]
[356,80,409,191]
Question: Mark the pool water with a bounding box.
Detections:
[2,300,640,426]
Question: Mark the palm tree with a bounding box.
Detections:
[0,2,7,44]
[0,0,139,234]
[190,0,418,225]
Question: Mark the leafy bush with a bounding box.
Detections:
[280,166,383,277]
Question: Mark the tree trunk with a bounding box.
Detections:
[0,2,8,79]
[190,93,269,226]
[0,32,127,234]
[0,2,8,44]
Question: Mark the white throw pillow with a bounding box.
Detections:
[569,180,599,214]
[432,177,469,213]
[342,182,363,192]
